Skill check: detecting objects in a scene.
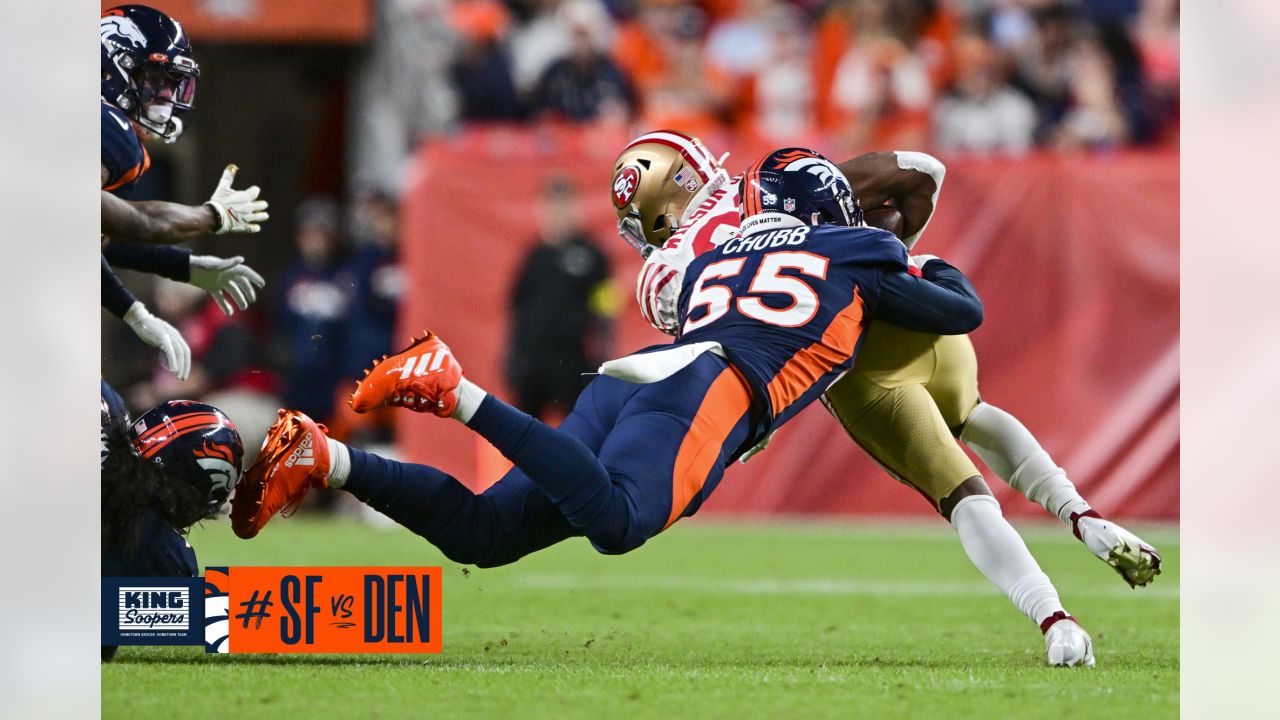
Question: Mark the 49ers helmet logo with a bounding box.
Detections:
[612,165,642,209]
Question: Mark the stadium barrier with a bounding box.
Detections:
[396,125,1178,521]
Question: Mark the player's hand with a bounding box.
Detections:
[636,259,682,335]
[188,255,266,316]
[907,254,940,271]
[906,254,941,278]
[205,164,269,234]
[123,301,191,381]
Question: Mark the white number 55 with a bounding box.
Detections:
[682,251,829,334]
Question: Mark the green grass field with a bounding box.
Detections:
[102,516,1178,719]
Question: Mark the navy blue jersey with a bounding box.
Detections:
[101,99,149,196]
[676,220,981,434]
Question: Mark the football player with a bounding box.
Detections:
[100,5,268,380]
[101,380,244,660]
[615,130,1162,666]
[229,150,985,638]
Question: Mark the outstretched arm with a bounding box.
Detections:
[837,151,945,249]
[101,191,217,244]
[874,257,983,335]
[100,164,270,244]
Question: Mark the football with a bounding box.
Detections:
[864,206,904,236]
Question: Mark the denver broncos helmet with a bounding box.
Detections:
[101,5,199,140]
[739,148,863,228]
[611,130,728,254]
[130,400,243,523]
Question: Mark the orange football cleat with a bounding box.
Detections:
[349,331,463,417]
[230,409,331,539]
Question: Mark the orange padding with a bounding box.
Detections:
[666,364,753,529]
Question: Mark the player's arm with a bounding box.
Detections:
[102,238,192,280]
[103,239,266,317]
[874,257,983,335]
[101,190,218,244]
[837,151,945,248]
[101,255,192,380]
[100,164,270,243]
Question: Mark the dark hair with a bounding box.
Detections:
[101,416,209,553]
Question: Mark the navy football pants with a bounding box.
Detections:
[343,353,754,565]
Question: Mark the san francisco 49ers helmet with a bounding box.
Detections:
[101,5,199,140]
[740,147,863,228]
[610,130,727,254]
[130,400,243,524]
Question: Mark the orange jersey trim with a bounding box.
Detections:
[765,288,866,418]
[103,143,151,192]
[665,365,753,529]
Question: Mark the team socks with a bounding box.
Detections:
[950,494,1067,627]
[450,377,487,424]
[325,438,351,488]
[960,402,1091,524]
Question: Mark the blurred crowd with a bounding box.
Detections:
[117,177,619,457]
[441,0,1178,154]
[120,191,406,456]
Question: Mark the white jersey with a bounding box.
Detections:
[635,176,743,335]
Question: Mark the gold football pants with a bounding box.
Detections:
[823,322,982,507]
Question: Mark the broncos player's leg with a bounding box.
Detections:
[824,323,1093,667]
[231,407,582,565]
[236,334,756,563]
[921,334,1163,588]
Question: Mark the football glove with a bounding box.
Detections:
[188,254,266,316]
[205,164,270,234]
[636,257,683,336]
[123,301,191,381]
[907,254,940,271]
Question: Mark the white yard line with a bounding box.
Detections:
[508,573,1180,600]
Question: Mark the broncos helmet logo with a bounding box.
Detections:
[771,150,845,195]
[194,440,239,498]
[100,15,147,50]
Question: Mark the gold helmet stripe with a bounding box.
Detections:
[623,130,717,183]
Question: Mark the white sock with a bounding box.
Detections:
[450,377,487,424]
[325,438,351,488]
[950,494,1066,627]
[960,402,1091,524]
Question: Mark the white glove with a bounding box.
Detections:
[636,257,683,336]
[123,301,191,381]
[205,164,269,234]
[188,255,266,316]
[907,254,940,272]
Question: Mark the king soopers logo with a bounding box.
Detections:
[119,587,190,631]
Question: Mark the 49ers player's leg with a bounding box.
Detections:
[824,370,1094,667]
[923,333,1162,588]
